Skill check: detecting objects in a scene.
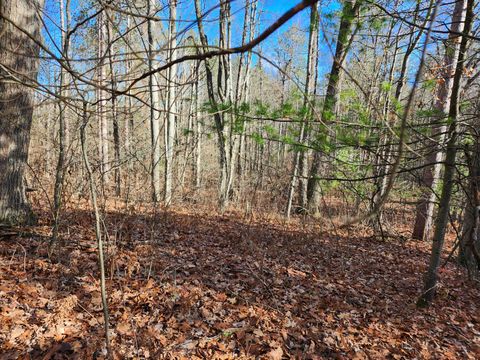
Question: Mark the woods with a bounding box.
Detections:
[1,0,480,358]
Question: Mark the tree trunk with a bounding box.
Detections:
[51,0,70,248]
[0,0,45,225]
[306,0,360,213]
[458,135,480,278]
[218,0,235,209]
[370,1,427,231]
[412,0,467,240]
[418,0,473,306]
[97,8,110,189]
[164,0,177,205]
[369,22,400,233]
[105,10,121,197]
[192,61,202,190]
[288,2,319,215]
[234,0,256,197]
[80,102,111,354]
[147,0,161,202]
[194,0,229,208]
[298,3,319,211]
[124,15,133,201]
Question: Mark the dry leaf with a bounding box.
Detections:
[267,347,283,360]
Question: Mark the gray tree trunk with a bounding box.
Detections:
[97,8,110,188]
[306,0,360,213]
[80,102,111,354]
[287,2,319,216]
[105,10,121,197]
[164,0,177,205]
[218,0,235,209]
[51,0,70,247]
[236,0,257,196]
[147,0,162,202]
[412,0,468,241]
[0,0,45,225]
[194,0,229,208]
[299,3,320,211]
[124,15,134,201]
[192,61,202,190]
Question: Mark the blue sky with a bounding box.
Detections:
[39,0,341,91]
[41,0,319,52]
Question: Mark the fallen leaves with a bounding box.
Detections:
[267,346,283,360]
[1,205,479,358]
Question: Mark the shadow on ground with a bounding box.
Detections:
[1,205,479,359]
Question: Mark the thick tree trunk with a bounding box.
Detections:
[412,0,467,240]
[0,0,45,225]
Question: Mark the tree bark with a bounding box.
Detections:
[147,0,162,202]
[0,0,45,225]
[287,2,319,216]
[418,0,474,306]
[218,0,235,209]
[51,0,70,248]
[412,0,468,241]
[234,0,256,197]
[458,135,480,278]
[105,10,121,197]
[164,0,177,205]
[370,0,427,231]
[80,102,111,354]
[192,60,202,190]
[97,8,110,189]
[194,0,229,208]
[306,0,359,213]
[124,14,134,202]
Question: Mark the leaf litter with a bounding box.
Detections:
[0,204,479,359]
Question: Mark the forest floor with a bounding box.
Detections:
[1,202,480,359]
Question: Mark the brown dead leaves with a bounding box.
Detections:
[1,206,480,358]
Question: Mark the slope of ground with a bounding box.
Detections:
[1,204,479,359]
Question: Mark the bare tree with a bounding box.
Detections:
[418,0,474,306]
[286,2,319,217]
[51,0,71,250]
[147,0,162,202]
[412,0,468,241]
[97,7,110,188]
[306,0,361,213]
[164,0,177,205]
